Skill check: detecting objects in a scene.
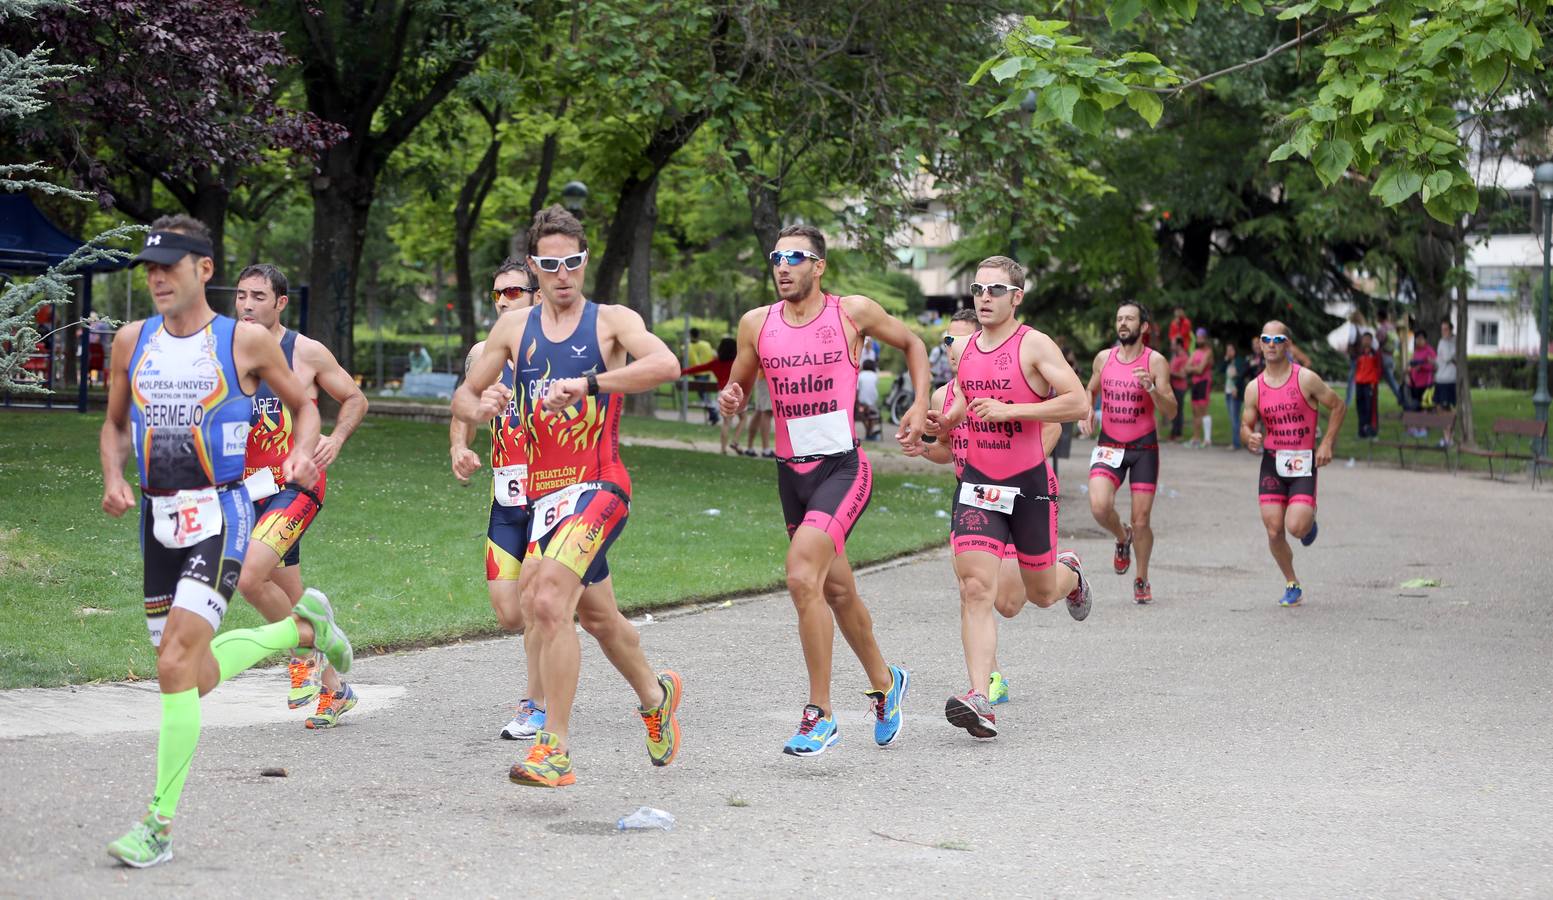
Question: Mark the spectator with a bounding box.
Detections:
[741,371,775,457]
[928,335,952,387]
[1342,310,1366,405]
[1166,336,1189,441]
[686,327,718,424]
[1354,332,1381,438]
[1407,327,1436,426]
[684,337,740,454]
[1187,328,1213,446]
[855,359,882,441]
[1169,305,1194,353]
[1434,320,1457,412]
[1222,341,1246,450]
[1374,310,1405,406]
[860,336,880,367]
[408,343,433,374]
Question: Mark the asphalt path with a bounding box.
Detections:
[3,444,1550,897]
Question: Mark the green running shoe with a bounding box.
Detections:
[988,671,1010,706]
[639,671,682,766]
[107,813,172,868]
[292,588,352,675]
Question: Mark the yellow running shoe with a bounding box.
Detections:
[639,671,683,767]
[509,731,575,788]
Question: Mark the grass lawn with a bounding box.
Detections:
[1325,387,1541,473]
[0,412,954,689]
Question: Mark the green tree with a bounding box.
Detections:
[1,0,137,395]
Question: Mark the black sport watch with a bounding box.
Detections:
[586,372,599,396]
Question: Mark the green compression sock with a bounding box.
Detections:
[149,688,200,820]
[211,617,300,685]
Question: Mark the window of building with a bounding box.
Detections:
[1475,320,1500,347]
[1476,266,1513,294]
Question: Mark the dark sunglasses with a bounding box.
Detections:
[1259,334,1289,345]
[768,249,822,267]
[970,282,1019,298]
[491,285,536,302]
[530,250,588,273]
[942,333,971,347]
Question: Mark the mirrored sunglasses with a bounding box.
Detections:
[768,249,822,267]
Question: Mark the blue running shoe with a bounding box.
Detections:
[1279,582,1304,607]
[1300,520,1318,547]
[782,704,839,757]
[500,699,546,740]
[866,664,909,747]
[988,671,1010,706]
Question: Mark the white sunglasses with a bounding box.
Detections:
[970,282,1020,298]
[530,250,588,273]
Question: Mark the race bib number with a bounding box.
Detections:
[493,464,528,508]
[1275,449,1314,478]
[243,467,279,502]
[787,408,853,458]
[958,481,1020,514]
[150,488,223,550]
[529,482,591,542]
[1090,445,1124,468]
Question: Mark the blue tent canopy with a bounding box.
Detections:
[1,193,129,410]
[0,193,130,275]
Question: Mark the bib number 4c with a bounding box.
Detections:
[1274,449,1314,478]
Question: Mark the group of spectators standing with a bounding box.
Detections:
[1342,311,1457,438]
[1156,306,1283,452]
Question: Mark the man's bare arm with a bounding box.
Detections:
[99,323,142,516]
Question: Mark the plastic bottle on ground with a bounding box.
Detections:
[618,807,675,831]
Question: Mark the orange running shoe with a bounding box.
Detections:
[509,731,576,788]
[287,652,322,709]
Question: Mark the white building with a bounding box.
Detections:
[1461,136,1548,356]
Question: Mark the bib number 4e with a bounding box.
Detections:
[1090,445,1124,468]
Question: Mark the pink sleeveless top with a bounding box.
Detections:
[942,382,969,478]
[1098,346,1158,444]
[958,324,1045,480]
[1257,364,1317,451]
[757,293,859,460]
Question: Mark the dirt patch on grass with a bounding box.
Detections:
[0,528,24,575]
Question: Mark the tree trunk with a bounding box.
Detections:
[512,97,571,259]
[725,138,783,252]
[453,134,502,355]
[306,160,376,379]
[1453,238,1475,446]
[623,177,660,416]
[188,178,230,287]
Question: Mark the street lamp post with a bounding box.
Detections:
[1533,162,1553,457]
[561,180,589,218]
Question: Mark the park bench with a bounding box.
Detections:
[1372,409,1456,472]
[1457,418,1549,487]
[398,372,458,400]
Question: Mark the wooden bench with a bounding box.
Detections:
[1458,418,1549,486]
[1372,410,1457,472]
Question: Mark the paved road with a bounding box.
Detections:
[3,446,1551,897]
